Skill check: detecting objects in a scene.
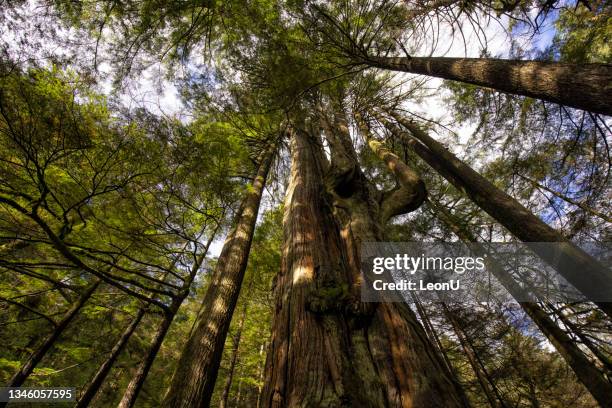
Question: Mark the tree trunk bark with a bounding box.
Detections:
[366,56,612,115]
[349,113,469,407]
[75,307,146,408]
[261,125,466,407]
[354,113,426,221]
[3,279,100,395]
[262,125,383,407]
[431,201,612,406]
[219,301,248,408]
[162,144,275,407]
[369,137,426,206]
[323,104,469,407]
[116,309,174,408]
[380,111,612,318]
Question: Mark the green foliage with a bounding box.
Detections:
[552,0,611,63]
[1,1,610,406]
[0,63,261,399]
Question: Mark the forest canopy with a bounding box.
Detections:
[0,0,610,407]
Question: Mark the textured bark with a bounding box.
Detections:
[325,105,468,407]
[348,112,467,407]
[432,202,612,406]
[263,125,383,407]
[76,307,145,408]
[381,111,612,318]
[219,301,248,408]
[367,56,612,115]
[367,301,469,407]
[162,145,275,407]
[4,279,100,393]
[318,102,364,200]
[262,125,466,407]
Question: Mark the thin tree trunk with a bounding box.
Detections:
[162,144,275,407]
[75,307,146,408]
[431,201,612,406]
[3,279,100,396]
[366,56,612,115]
[414,300,473,407]
[441,304,507,408]
[86,245,188,408]
[219,301,248,408]
[234,371,243,408]
[380,111,612,318]
[116,309,174,408]
[255,342,266,408]
[117,224,221,408]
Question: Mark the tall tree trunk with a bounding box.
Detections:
[117,225,221,408]
[431,201,612,406]
[162,145,275,407]
[255,342,266,408]
[261,124,466,407]
[366,56,612,115]
[219,301,248,408]
[350,112,468,407]
[263,125,382,407]
[116,309,174,408]
[2,279,100,397]
[326,104,468,407]
[379,111,612,318]
[75,307,146,408]
[441,304,507,408]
